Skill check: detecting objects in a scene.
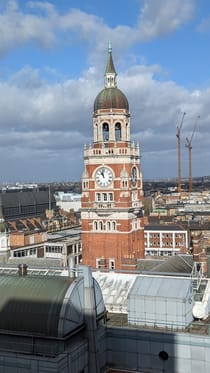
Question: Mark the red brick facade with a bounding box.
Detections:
[10,230,45,249]
[82,229,145,270]
[81,47,145,271]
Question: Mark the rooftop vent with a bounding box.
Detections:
[18,263,28,276]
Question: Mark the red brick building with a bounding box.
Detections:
[81,45,145,271]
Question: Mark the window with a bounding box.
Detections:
[103,193,108,201]
[14,250,26,257]
[83,181,88,189]
[67,245,73,254]
[112,221,116,230]
[46,246,62,253]
[109,259,115,270]
[107,221,111,231]
[96,193,101,201]
[109,193,113,201]
[103,123,109,141]
[94,220,105,231]
[96,258,101,269]
[115,122,121,141]
[96,258,107,269]
[29,248,36,256]
[95,123,98,141]
[99,221,103,230]
[96,192,113,202]
[121,179,128,188]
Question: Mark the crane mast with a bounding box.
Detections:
[185,115,200,193]
[176,112,186,193]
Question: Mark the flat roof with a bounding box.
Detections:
[145,224,187,231]
[105,369,143,373]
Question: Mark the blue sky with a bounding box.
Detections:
[0,0,210,182]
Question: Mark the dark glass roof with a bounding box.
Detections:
[0,190,56,220]
[0,275,76,337]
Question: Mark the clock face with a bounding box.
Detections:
[131,167,137,186]
[95,167,113,187]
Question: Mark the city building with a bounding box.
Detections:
[2,44,210,372]
[0,261,209,372]
[0,265,106,373]
[55,191,81,212]
[81,44,145,271]
[144,224,189,256]
[8,227,82,269]
[0,188,83,267]
[0,189,56,261]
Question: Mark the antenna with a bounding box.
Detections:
[48,184,51,211]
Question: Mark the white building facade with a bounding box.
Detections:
[144,225,189,256]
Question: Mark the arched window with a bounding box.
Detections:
[94,221,98,231]
[115,122,121,141]
[126,122,128,139]
[107,221,111,231]
[99,221,103,230]
[112,221,116,230]
[103,123,109,141]
[95,123,98,141]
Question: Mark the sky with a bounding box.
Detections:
[0,0,210,183]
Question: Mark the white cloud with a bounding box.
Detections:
[0,0,207,181]
[0,0,197,58]
[0,57,208,181]
[136,0,195,40]
[0,2,56,55]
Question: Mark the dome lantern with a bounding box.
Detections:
[94,43,129,112]
[104,41,117,89]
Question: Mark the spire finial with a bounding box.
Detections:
[108,41,112,54]
[104,42,117,88]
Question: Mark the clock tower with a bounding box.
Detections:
[81,44,145,271]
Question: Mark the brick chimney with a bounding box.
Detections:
[191,231,202,263]
[191,231,208,277]
[200,248,208,277]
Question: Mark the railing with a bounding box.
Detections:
[84,142,140,158]
[94,202,115,209]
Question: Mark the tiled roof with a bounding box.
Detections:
[149,255,194,274]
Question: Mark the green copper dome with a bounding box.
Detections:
[94,87,129,111]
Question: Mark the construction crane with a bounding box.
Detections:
[176,112,186,193]
[185,115,200,193]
